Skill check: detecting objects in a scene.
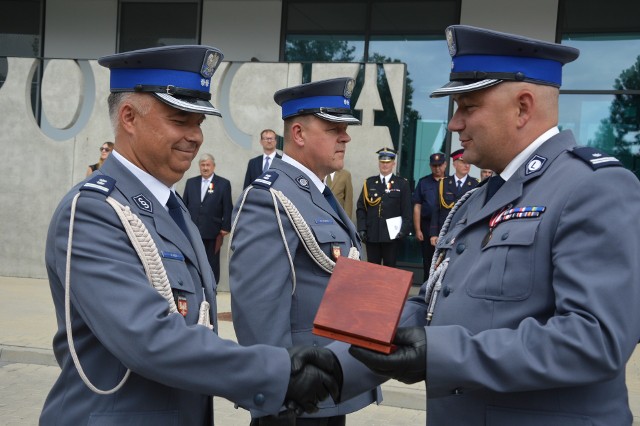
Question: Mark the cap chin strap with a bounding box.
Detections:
[129,84,212,100]
[65,193,213,395]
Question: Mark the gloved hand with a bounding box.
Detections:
[285,346,343,415]
[348,326,426,384]
[253,410,296,426]
[395,231,405,240]
[358,230,367,243]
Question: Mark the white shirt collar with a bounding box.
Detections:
[455,175,468,185]
[111,150,174,208]
[281,153,325,192]
[201,174,214,182]
[380,173,393,182]
[499,127,559,181]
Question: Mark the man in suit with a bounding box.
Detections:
[412,152,446,282]
[41,45,342,425]
[229,77,381,426]
[183,153,233,283]
[325,168,353,217]
[429,148,479,245]
[356,147,412,267]
[335,25,640,425]
[243,128,282,188]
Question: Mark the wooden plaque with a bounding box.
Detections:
[313,257,413,354]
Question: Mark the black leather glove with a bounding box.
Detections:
[252,411,296,426]
[348,326,426,384]
[285,346,343,415]
[358,230,367,242]
[395,231,405,240]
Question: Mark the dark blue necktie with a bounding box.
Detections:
[484,175,505,205]
[323,186,339,214]
[166,191,190,238]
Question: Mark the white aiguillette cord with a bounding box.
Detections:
[229,186,360,295]
[65,193,212,395]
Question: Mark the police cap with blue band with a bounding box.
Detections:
[274,77,360,124]
[377,147,397,162]
[430,25,579,98]
[98,45,224,116]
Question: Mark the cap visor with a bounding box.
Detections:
[153,93,221,116]
[314,111,361,125]
[430,79,502,98]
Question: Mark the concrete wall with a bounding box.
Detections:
[0,57,405,290]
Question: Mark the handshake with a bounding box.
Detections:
[282,346,342,417]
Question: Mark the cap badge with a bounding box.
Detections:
[296,176,310,189]
[201,51,221,78]
[446,27,456,57]
[525,155,547,176]
[343,79,355,98]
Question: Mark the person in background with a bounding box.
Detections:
[429,148,478,246]
[41,45,341,425]
[335,25,640,426]
[325,168,354,217]
[412,152,446,282]
[243,129,282,188]
[356,147,412,267]
[480,168,494,181]
[86,141,114,176]
[183,153,233,283]
[229,77,381,426]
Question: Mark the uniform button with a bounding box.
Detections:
[254,393,265,406]
[501,232,509,240]
[442,286,451,297]
[452,387,463,395]
[178,280,184,286]
[445,238,451,244]
[456,243,465,254]
[331,233,336,239]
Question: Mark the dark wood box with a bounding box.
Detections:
[313,257,413,354]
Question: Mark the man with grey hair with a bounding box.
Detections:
[41,45,342,425]
[183,153,233,283]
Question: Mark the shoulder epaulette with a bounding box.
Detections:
[570,147,622,170]
[252,171,279,190]
[80,175,116,196]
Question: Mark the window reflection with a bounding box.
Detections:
[562,34,640,90]
[560,94,640,177]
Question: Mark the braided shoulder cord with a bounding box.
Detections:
[438,178,455,209]
[65,193,212,395]
[228,186,359,296]
[424,187,479,324]
[362,180,381,208]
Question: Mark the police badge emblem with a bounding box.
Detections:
[177,296,188,317]
[343,79,355,98]
[201,50,221,78]
[331,244,342,260]
[446,27,456,57]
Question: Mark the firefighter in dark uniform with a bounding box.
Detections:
[429,148,479,245]
[356,147,412,267]
[412,152,446,282]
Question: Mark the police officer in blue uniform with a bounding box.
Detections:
[356,148,413,267]
[229,77,381,426]
[429,148,479,243]
[412,152,446,282]
[331,25,640,425]
[41,45,342,425]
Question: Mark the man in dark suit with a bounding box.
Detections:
[429,148,479,245]
[41,44,341,425]
[356,147,412,267]
[183,153,232,283]
[243,129,282,188]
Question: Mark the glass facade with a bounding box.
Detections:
[558,0,640,178]
[118,0,201,52]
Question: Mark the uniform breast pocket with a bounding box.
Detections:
[310,224,348,274]
[162,257,196,296]
[467,220,540,301]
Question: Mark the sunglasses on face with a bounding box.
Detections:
[100,147,111,152]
